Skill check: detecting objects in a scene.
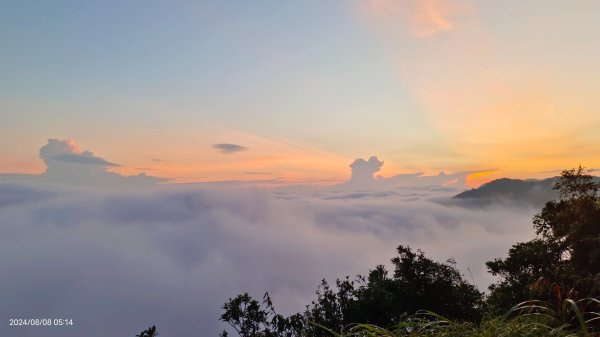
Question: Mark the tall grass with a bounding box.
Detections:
[314,298,600,337]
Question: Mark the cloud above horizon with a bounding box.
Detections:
[1,139,165,187]
[338,156,478,189]
[40,139,119,167]
[1,142,496,190]
[347,156,384,185]
[212,143,248,154]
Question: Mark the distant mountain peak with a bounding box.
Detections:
[452,177,558,207]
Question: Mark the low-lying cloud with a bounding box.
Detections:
[0,181,539,337]
[0,147,545,336]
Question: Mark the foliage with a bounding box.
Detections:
[486,239,565,313]
[533,166,600,276]
[219,292,305,337]
[136,325,159,337]
[304,246,482,335]
[315,298,600,337]
[486,166,600,313]
[220,246,482,336]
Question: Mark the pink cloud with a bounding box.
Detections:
[356,0,465,38]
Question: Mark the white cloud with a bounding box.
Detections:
[40,139,119,168]
[2,139,165,188]
[337,155,475,190]
[0,182,538,337]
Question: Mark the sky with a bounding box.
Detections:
[3,2,600,335]
[2,0,600,185]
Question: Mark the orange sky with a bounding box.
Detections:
[1,1,599,187]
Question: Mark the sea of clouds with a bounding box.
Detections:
[0,180,539,337]
[0,139,546,336]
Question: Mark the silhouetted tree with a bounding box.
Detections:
[220,292,305,337]
[487,166,600,313]
[486,239,565,312]
[304,245,483,335]
[534,166,600,275]
[391,246,483,320]
[136,325,159,337]
[221,246,483,337]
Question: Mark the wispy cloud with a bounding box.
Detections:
[243,171,272,175]
[356,0,465,38]
[413,0,453,37]
[212,143,248,154]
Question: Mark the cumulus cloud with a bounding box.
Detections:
[0,181,539,337]
[338,155,475,190]
[3,139,165,188]
[349,156,384,184]
[212,143,248,154]
[40,139,119,168]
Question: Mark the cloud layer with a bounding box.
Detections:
[0,181,539,337]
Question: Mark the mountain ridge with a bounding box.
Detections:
[452,177,558,207]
